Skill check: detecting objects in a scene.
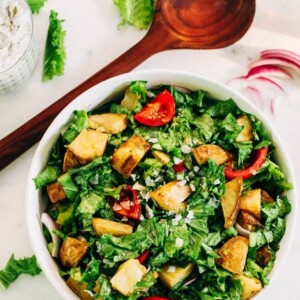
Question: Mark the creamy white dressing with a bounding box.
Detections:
[0,0,32,72]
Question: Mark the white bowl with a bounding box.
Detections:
[26,69,297,300]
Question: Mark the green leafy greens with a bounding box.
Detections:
[0,255,41,290]
[27,0,47,14]
[33,81,292,299]
[42,10,66,82]
[113,0,155,29]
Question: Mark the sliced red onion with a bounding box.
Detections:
[250,58,300,73]
[245,65,292,80]
[183,277,197,286]
[261,49,300,65]
[271,96,283,115]
[41,213,61,258]
[234,223,250,237]
[173,85,192,93]
[247,86,263,110]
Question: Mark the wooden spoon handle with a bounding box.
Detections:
[0,29,170,170]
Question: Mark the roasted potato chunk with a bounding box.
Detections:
[152,150,170,165]
[236,115,254,142]
[237,211,262,232]
[60,237,89,267]
[159,263,194,289]
[120,88,140,110]
[111,135,150,178]
[68,129,108,164]
[221,177,243,229]
[63,149,81,172]
[192,144,231,166]
[261,189,274,203]
[88,113,127,134]
[66,277,94,300]
[92,218,133,237]
[110,259,147,296]
[232,275,262,300]
[46,181,66,203]
[256,245,272,267]
[216,236,249,274]
[150,181,192,212]
[240,189,261,220]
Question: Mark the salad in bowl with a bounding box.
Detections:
[27,70,295,300]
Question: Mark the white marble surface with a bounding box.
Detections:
[1,0,300,299]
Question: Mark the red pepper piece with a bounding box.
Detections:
[137,249,150,264]
[224,147,268,179]
[173,161,187,173]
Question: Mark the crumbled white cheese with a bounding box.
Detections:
[190,183,196,192]
[0,0,32,72]
[131,173,137,181]
[103,259,114,267]
[145,176,155,187]
[148,137,158,143]
[172,219,179,226]
[181,144,192,154]
[174,214,182,221]
[177,180,187,186]
[132,182,146,191]
[167,266,176,273]
[121,216,128,222]
[174,157,183,164]
[145,204,154,218]
[152,143,163,150]
[187,210,194,219]
[213,179,221,185]
[175,238,184,248]
[184,217,191,224]
[176,173,184,181]
[193,166,200,172]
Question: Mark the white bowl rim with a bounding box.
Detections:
[26,69,298,300]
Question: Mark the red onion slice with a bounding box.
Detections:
[261,49,300,65]
[41,213,61,258]
[247,86,264,110]
[250,58,300,73]
[234,223,251,237]
[245,65,292,80]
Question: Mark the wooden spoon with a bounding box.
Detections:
[0,0,255,170]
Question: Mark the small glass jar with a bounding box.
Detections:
[0,0,38,94]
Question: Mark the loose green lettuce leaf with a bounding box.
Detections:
[113,0,155,29]
[192,113,217,143]
[58,173,79,200]
[77,192,104,215]
[236,141,253,168]
[27,0,47,13]
[42,10,66,81]
[96,275,114,300]
[205,99,237,117]
[164,222,189,257]
[63,110,88,144]
[97,231,151,264]
[33,166,59,189]
[0,255,41,290]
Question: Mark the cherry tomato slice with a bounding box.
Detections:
[224,147,268,179]
[137,249,150,264]
[134,90,175,126]
[109,185,141,220]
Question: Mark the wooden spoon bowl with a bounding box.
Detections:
[0,0,255,170]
